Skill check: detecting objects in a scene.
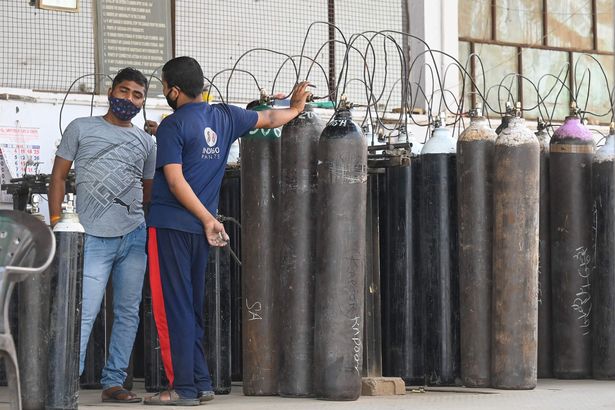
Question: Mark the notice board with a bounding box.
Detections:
[95,0,172,95]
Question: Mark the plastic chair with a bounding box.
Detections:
[0,210,56,410]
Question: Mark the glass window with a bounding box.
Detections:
[522,48,570,120]
[473,43,519,117]
[573,53,614,122]
[547,0,593,50]
[459,0,492,40]
[495,0,543,44]
[459,1,614,123]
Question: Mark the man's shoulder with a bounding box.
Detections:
[70,115,102,127]
[210,102,243,115]
[64,115,101,132]
[210,103,255,124]
[158,110,183,130]
[128,122,153,141]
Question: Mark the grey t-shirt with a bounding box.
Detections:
[56,116,156,237]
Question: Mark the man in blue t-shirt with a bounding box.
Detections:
[144,56,311,405]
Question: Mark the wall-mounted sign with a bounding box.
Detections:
[36,0,79,12]
[95,0,172,95]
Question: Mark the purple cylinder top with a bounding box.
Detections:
[552,116,593,142]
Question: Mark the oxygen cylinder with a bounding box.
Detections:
[363,169,382,378]
[419,114,460,386]
[377,162,389,376]
[457,109,496,387]
[143,269,168,392]
[550,111,594,379]
[278,105,324,397]
[411,152,424,385]
[536,121,553,378]
[491,113,540,390]
[361,121,379,380]
[240,102,281,396]
[313,103,367,401]
[380,155,423,385]
[495,102,514,135]
[592,126,615,379]
[18,195,52,410]
[218,169,243,382]
[204,246,232,394]
[46,194,85,410]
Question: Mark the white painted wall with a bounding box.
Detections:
[407,0,460,114]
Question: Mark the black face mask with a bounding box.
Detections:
[165,88,179,111]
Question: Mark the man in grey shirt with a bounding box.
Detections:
[49,67,156,403]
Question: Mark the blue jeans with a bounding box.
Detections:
[79,223,146,389]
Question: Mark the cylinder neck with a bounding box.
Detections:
[54,193,85,233]
[507,116,527,129]
[469,106,483,118]
[335,109,352,120]
[470,115,488,126]
[62,194,76,215]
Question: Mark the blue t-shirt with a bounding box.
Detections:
[147,102,258,234]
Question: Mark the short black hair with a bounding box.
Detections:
[162,56,204,98]
[112,67,148,90]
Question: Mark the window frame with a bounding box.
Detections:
[459,0,614,121]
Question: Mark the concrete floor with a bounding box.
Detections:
[2,379,614,409]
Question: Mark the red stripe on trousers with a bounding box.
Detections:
[147,227,175,386]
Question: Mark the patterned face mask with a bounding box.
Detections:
[108,96,141,121]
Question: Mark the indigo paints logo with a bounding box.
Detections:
[204,127,217,147]
[202,127,221,159]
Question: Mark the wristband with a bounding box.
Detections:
[50,215,61,224]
